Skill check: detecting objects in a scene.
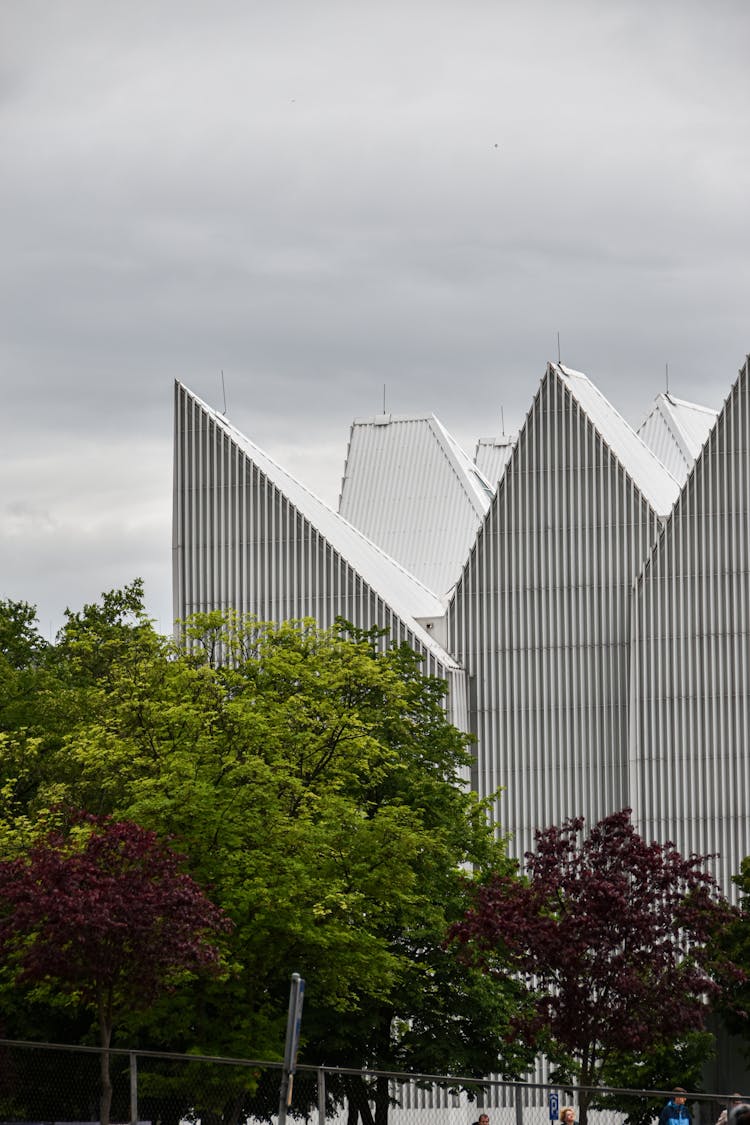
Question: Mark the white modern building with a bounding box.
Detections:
[173,355,750,897]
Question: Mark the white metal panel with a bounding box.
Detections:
[474,434,516,485]
[448,364,665,863]
[556,364,681,516]
[173,358,749,903]
[637,393,718,484]
[172,382,462,676]
[338,414,492,601]
[177,386,448,621]
[629,357,750,897]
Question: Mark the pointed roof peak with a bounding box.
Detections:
[547,363,681,517]
[637,391,718,484]
[177,383,456,663]
[338,411,492,599]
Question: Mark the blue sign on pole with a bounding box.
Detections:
[549,1093,559,1121]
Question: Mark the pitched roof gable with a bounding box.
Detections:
[338,412,492,599]
[177,384,456,664]
[474,433,516,485]
[636,392,718,484]
[555,364,681,517]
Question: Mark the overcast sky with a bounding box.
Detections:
[2,1,749,637]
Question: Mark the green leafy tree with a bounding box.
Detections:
[0,598,49,672]
[0,586,528,1124]
[0,600,62,854]
[594,1032,715,1125]
[715,856,750,1060]
[0,598,50,732]
[0,580,162,857]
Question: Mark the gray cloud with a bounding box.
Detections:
[1,0,749,632]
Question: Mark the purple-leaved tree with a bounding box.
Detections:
[0,813,232,1125]
[450,809,739,1125]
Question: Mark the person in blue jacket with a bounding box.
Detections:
[659,1089,691,1125]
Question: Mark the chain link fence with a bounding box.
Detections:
[0,1040,740,1125]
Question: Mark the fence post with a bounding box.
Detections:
[278,972,306,1125]
[317,1067,326,1125]
[129,1052,138,1125]
[515,1084,524,1125]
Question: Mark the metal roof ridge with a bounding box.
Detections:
[655,395,695,465]
[180,384,458,667]
[427,414,494,512]
[553,363,681,516]
[350,412,434,424]
[662,392,720,415]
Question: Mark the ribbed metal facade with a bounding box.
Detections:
[637,392,718,485]
[173,383,468,725]
[447,364,668,861]
[173,360,750,896]
[338,414,491,601]
[474,434,516,486]
[629,358,750,892]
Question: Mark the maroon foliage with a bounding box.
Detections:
[0,813,232,1125]
[450,810,738,1117]
[0,813,230,1009]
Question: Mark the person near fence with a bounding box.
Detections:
[561,1106,577,1125]
[728,1102,750,1125]
[659,1088,691,1125]
[472,1113,490,1125]
[716,1094,744,1125]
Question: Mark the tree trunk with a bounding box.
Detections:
[346,1076,375,1125]
[98,991,113,1125]
[345,1098,359,1125]
[577,1060,593,1125]
[374,1074,390,1125]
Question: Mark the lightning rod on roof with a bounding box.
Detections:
[221,370,228,415]
[501,406,505,436]
[557,332,561,365]
[383,383,386,413]
[665,363,669,395]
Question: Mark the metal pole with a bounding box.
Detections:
[515,1085,524,1125]
[129,1052,138,1125]
[317,1067,326,1125]
[278,973,305,1125]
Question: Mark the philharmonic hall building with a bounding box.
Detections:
[173,356,750,898]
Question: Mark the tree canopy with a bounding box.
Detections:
[0,812,230,1125]
[0,583,526,1123]
[450,809,738,1125]
[3,585,748,1125]
[714,857,750,1062]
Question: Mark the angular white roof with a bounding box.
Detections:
[555,364,682,517]
[474,433,516,485]
[182,387,457,665]
[636,392,718,485]
[338,413,493,601]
